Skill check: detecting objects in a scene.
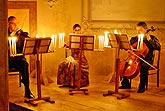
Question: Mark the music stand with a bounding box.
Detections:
[69,33,94,95]
[23,37,55,106]
[103,33,130,99]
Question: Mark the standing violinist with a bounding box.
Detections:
[8,16,34,99]
[119,22,161,93]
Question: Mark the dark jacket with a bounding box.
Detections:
[130,35,161,61]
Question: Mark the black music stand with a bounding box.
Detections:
[22,38,55,106]
[103,33,130,99]
[68,33,94,95]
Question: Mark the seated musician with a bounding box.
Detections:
[8,16,34,99]
[57,24,89,88]
[119,22,161,93]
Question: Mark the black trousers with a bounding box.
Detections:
[121,59,152,89]
[9,56,30,94]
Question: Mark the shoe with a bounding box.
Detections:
[25,92,35,99]
[70,86,77,89]
[137,88,145,93]
[119,85,131,89]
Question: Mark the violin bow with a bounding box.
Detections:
[20,13,28,30]
[131,51,157,70]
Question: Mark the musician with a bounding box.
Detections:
[8,16,34,99]
[57,24,89,88]
[119,22,161,93]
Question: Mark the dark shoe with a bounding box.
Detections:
[137,88,145,93]
[70,86,77,89]
[119,85,131,89]
[70,85,86,89]
[120,78,131,89]
[25,92,35,99]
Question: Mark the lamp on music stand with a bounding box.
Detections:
[103,33,130,99]
[68,33,94,95]
[22,37,55,106]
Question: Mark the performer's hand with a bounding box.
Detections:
[64,43,67,47]
[146,34,151,41]
[128,50,133,54]
[64,43,69,48]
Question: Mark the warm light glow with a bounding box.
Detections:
[129,60,133,64]
[114,29,118,34]
[59,33,65,48]
[8,37,17,56]
[104,31,109,47]
[137,34,144,50]
[49,34,57,51]
[43,34,45,38]
[36,34,39,38]
[98,35,104,51]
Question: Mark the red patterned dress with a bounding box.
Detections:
[57,49,89,87]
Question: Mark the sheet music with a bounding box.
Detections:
[108,33,118,48]
[118,34,131,50]
[69,34,94,51]
[108,33,131,50]
[23,38,51,55]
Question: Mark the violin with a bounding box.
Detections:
[119,26,156,79]
[9,28,30,54]
[10,28,29,39]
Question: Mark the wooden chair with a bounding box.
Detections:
[8,68,21,87]
[130,50,160,90]
[146,50,160,90]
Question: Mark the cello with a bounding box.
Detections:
[119,26,156,79]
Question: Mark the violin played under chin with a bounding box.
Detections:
[10,28,30,39]
[9,28,30,56]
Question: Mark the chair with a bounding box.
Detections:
[8,68,21,87]
[130,50,160,90]
[146,50,160,90]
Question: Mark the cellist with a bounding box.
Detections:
[119,22,161,93]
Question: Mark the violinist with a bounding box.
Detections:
[119,22,161,93]
[8,16,34,99]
